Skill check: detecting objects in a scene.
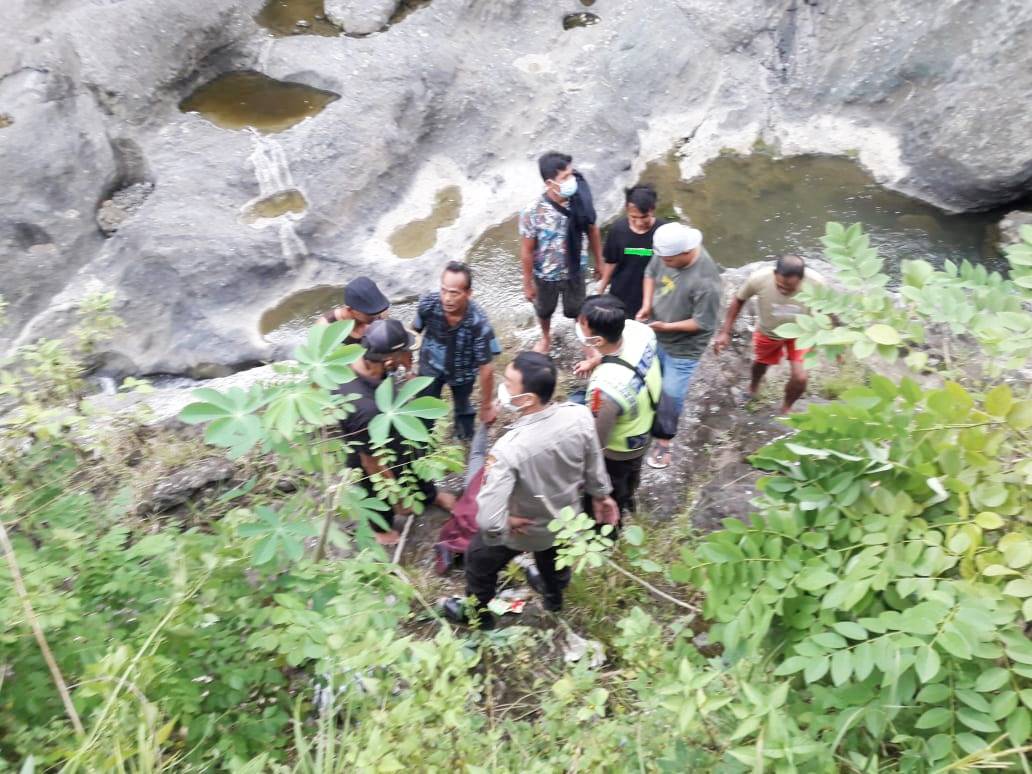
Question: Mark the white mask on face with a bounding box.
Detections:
[497,383,532,412]
[557,176,578,198]
[575,322,603,349]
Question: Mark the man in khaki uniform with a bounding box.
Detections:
[713,255,826,413]
[441,352,618,629]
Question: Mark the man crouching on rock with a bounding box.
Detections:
[442,352,619,629]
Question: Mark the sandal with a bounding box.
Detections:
[646,444,672,470]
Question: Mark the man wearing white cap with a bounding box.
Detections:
[636,223,722,469]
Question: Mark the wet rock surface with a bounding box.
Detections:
[2,0,1030,376]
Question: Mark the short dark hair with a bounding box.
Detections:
[581,294,626,343]
[511,351,556,403]
[625,184,658,214]
[775,254,806,279]
[538,151,573,182]
[443,260,472,290]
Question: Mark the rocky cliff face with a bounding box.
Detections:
[2,0,1030,376]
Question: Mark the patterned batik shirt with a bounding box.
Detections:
[518,196,588,282]
[413,294,501,386]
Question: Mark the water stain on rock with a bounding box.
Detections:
[0,114,13,128]
[260,286,418,346]
[241,189,308,225]
[563,12,600,30]
[638,150,1002,269]
[259,285,340,341]
[256,0,341,36]
[387,185,462,259]
[179,71,339,133]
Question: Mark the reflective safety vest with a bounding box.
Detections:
[587,320,662,453]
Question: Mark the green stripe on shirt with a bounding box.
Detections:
[624,247,653,256]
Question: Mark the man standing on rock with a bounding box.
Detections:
[320,276,390,345]
[713,255,826,414]
[441,352,618,629]
[576,294,662,521]
[519,151,602,353]
[636,223,722,469]
[337,319,455,547]
[413,261,500,439]
[597,185,666,320]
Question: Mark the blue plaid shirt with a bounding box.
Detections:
[413,294,500,386]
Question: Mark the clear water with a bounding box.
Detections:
[255,0,341,36]
[241,189,307,224]
[179,71,339,133]
[639,151,1002,270]
[387,185,463,258]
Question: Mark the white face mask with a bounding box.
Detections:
[574,323,603,349]
[497,383,532,412]
[557,176,578,198]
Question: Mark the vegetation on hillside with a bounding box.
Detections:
[1,224,1030,772]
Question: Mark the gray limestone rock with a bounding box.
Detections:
[1,0,1030,377]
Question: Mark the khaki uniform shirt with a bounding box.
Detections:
[476,402,613,552]
[736,266,826,338]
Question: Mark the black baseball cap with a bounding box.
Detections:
[343,277,389,316]
[361,319,415,361]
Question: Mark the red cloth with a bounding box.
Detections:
[435,467,485,559]
[753,330,809,366]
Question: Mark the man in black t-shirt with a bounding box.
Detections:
[337,319,455,546]
[598,185,665,319]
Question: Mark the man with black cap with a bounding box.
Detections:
[338,318,455,546]
[320,276,390,345]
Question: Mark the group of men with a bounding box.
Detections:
[326,151,825,628]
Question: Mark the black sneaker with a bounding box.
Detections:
[441,597,496,630]
[524,566,567,612]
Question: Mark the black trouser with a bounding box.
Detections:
[424,377,476,440]
[465,532,570,607]
[581,455,645,529]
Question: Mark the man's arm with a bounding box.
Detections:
[636,276,656,321]
[582,414,613,500]
[590,391,621,450]
[520,236,537,301]
[475,449,517,537]
[587,224,603,279]
[597,261,616,294]
[713,296,745,353]
[477,362,497,424]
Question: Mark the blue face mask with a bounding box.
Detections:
[557,176,578,198]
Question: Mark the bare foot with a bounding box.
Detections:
[435,491,457,512]
[532,337,551,354]
[374,530,401,547]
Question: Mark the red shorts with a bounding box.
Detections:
[753,331,808,366]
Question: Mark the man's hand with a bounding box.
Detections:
[480,400,499,425]
[592,496,620,526]
[713,331,730,354]
[523,279,537,302]
[573,351,603,378]
[648,320,669,333]
[635,306,651,323]
[508,516,534,535]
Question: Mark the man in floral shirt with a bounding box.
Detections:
[414,261,501,439]
[519,151,602,353]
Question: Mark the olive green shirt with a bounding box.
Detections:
[644,247,723,359]
[736,266,827,339]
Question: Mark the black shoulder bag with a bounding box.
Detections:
[599,355,678,441]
